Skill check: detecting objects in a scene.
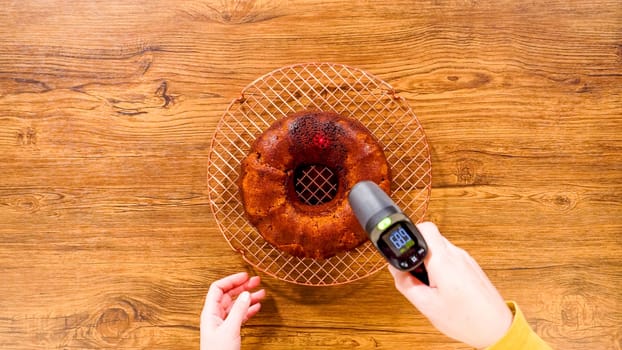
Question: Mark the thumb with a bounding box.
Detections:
[224,291,251,331]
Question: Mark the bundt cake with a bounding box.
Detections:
[239,110,391,259]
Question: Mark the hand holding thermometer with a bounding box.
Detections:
[348,181,430,285]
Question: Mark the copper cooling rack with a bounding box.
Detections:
[207,62,431,286]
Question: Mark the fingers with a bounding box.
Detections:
[245,302,262,322]
[211,272,250,294]
[388,222,448,313]
[388,265,432,303]
[237,299,264,324]
[415,222,452,281]
[202,272,250,322]
[224,287,266,313]
[225,275,261,300]
[250,288,266,306]
[416,221,447,257]
[241,288,266,323]
[223,291,251,331]
[388,265,438,317]
[388,221,444,293]
[201,273,266,328]
[222,277,265,314]
[225,288,266,324]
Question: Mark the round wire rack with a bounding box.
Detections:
[207,62,431,286]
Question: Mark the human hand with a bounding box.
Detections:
[388,222,513,349]
[200,272,266,350]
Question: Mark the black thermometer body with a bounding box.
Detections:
[348,181,430,285]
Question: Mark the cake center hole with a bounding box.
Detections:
[294,164,338,205]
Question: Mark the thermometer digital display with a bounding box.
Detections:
[383,223,416,255]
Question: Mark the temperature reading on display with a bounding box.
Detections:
[383,224,415,256]
[390,228,411,251]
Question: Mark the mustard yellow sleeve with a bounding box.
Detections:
[485,301,552,350]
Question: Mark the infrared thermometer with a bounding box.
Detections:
[348,181,430,285]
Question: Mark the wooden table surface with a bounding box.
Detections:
[1,1,621,349]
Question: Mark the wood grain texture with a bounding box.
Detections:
[1,0,620,349]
